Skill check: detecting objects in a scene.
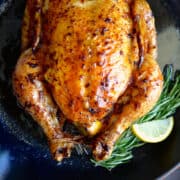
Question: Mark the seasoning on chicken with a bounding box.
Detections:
[12,0,163,161]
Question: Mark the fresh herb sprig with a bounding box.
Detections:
[92,65,180,170]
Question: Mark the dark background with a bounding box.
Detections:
[0,0,180,179]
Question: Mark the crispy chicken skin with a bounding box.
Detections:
[12,0,163,161]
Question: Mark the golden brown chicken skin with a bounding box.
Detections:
[12,0,163,162]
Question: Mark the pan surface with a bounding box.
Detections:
[0,0,179,179]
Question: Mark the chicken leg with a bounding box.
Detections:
[93,0,163,161]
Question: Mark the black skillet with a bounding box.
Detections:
[0,0,179,179]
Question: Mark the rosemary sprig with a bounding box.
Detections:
[92,65,180,170]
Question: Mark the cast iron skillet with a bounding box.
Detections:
[0,0,179,179]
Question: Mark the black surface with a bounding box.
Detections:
[158,163,180,180]
[0,0,180,179]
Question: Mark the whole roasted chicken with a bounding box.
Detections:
[13,0,163,161]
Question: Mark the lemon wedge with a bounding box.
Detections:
[132,117,174,143]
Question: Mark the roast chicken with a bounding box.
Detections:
[12,0,163,161]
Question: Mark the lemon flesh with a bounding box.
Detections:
[132,117,174,143]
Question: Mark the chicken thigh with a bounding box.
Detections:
[13,0,163,161]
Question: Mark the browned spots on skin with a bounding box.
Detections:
[113,103,123,114]
[104,40,109,46]
[92,32,97,37]
[101,27,108,35]
[122,11,131,18]
[77,39,82,45]
[97,58,106,67]
[134,101,140,110]
[64,57,71,62]
[66,32,72,37]
[119,50,124,55]
[81,64,85,69]
[97,51,104,57]
[27,73,36,83]
[147,44,156,54]
[87,68,91,72]
[38,90,44,101]
[155,81,161,86]
[100,81,108,88]
[85,83,90,88]
[142,78,148,83]
[56,109,61,121]
[24,101,32,109]
[79,54,86,61]
[27,62,38,68]
[127,33,133,39]
[68,100,73,107]
[79,75,83,80]
[133,60,140,67]
[104,17,112,23]
[98,14,103,19]
[100,142,109,152]
[19,83,24,90]
[88,107,97,114]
